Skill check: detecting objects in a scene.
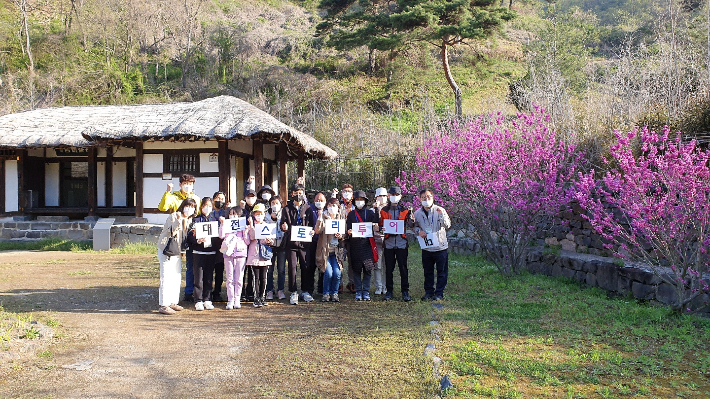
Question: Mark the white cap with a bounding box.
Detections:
[375,187,387,197]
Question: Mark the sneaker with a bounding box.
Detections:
[234,300,241,309]
[355,292,363,301]
[277,290,286,300]
[226,301,234,310]
[266,291,274,300]
[383,292,393,301]
[374,288,382,295]
[260,297,268,306]
[290,292,299,305]
[158,306,176,315]
[195,301,204,311]
[402,292,412,302]
[433,295,444,301]
[321,294,330,302]
[211,292,223,302]
[204,301,214,310]
[421,293,434,301]
[302,292,314,303]
[363,292,371,301]
[253,299,262,308]
[331,293,340,302]
[182,294,194,303]
[169,304,184,311]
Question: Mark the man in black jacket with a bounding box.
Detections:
[280,184,314,304]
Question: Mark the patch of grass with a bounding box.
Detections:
[107,242,157,255]
[543,244,562,256]
[438,252,710,398]
[0,238,92,252]
[67,270,91,276]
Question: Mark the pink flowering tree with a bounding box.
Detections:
[575,127,710,313]
[399,108,582,275]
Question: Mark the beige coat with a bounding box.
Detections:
[157,212,190,253]
[314,211,345,273]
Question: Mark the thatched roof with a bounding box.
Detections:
[0,95,337,159]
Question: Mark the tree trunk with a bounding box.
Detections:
[441,42,462,118]
[368,48,376,75]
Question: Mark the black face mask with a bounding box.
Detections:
[291,194,303,203]
[214,201,224,209]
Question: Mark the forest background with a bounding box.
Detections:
[2,0,710,190]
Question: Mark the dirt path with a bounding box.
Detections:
[0,251,436,398]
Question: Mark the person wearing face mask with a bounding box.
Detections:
[156,198,197,314]
[210,191,229,303]
[314,197,345,302]
[245,204,275,308]
[339,183,357,293]
[371,187,388,296]
[256,185,276,208]
[241,189,258,302]
[158,174,201,303]
[186,198,221,311]
[265,196,287,301]
[244,175,255,198]
[345,190,380,301]
[413,189,451,301]
[219,206,250,310]
[304,192,327,300]
[281,183,314,304]
[378,186,415,302]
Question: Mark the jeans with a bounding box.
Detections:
[267,249,286,293]
[352,258,372,295]
[422,249,448,297]
[385,248,409,294]
[323,254,342,295]
[184,249,194,295]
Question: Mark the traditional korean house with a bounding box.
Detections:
[0,95,337,224]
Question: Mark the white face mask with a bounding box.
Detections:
[245,197,256,206]
[421,199,433,208]
[254,214,265,223]
[355,200,365,209]
[314,201,325,210]
[229,214,238,219]
[181,184,193,194]
[390,195,401,203]
[271,204,281,213]
[202,207,212,216]
[342,191,353,200]
[328,207,339,216]
[262,193,272,201]
[183,207,195,217]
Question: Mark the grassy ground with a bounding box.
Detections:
[438,254,710,398]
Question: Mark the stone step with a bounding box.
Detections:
[36,216,70,222]
[109,216,148,224]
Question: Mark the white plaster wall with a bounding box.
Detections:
[264,144,276,161]
[27,149,44,157]
[144,213,170,225]
[144,141,217,150]
[97,162,106,207]
[144,154,163,173]
[113,162,127,207]
[272,164,279,193]
[45,163,60,207]
[113,147,134,157]
[5,160,18,212]
[143,176,219,210]
[229,156,237,204]
[200,152,219,173]
[228,140,252,154]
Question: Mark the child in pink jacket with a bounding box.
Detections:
[220,206,250,310]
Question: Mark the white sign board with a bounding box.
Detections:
[291,226,313,242]
[351,222,373,238]
[382,219,405,235]
[417,232,440,249]
[325,219,346,235]
[195,221,219,239]
[224,217,247,233]
[254,223,277,239]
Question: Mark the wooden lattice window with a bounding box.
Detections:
[164,153,199,174]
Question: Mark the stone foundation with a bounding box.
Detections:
[110,224,162,247]
[0,216,95,241]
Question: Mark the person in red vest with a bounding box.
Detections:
[378,186,415,302]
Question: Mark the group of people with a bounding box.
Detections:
[156,174,452,315]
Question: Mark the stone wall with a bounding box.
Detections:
[0,216,94,241]
[110,224,162,247]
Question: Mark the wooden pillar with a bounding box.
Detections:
[218,140,229,196]
[135,142,144,217]
[87,147,97,216]
[105,145,113,209]
[279,141,288,200]
[297,153,305,182]
[253,139,264,190]
[17,149,25,215]
[0,159,5,214]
